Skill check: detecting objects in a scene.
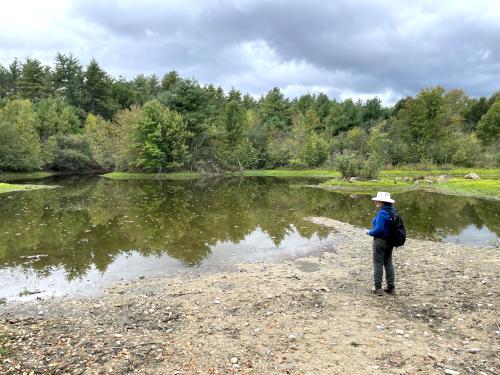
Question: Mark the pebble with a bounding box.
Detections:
[288,334,297,341]
[444,370,460,375]
[395,329,404,335]
[230,356,238,364]
[466,348,480,353]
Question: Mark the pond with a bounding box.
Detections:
[1,176,498,301]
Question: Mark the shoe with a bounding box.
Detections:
[383,287,395,295]
[371,287,383,296]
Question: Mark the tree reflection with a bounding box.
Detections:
[0,177,498,280]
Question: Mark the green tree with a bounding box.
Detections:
[114,106,141,171]
[361,97,383,124]
[477,99,500,145]
[50,134,94,171]
[300,133,328,167]
[0,99,42,170]
[220,100,245,146]
[18,58,49,100]
[161,70,180,91]
[35,98,81,141]
[325,99,361,136]
[0,64,11,98]
[133,101,191,172]
[84,114,118,168]
[52,53,84,108]
[464,97,490,132]
[451,133,482,167]
[83,59,116,119]
[259,87,292,131]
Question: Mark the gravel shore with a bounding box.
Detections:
[1,217,498,374]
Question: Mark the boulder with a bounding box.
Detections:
[436,175,451,183]
[464,173,480,180]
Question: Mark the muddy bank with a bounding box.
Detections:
[0,218,498,374]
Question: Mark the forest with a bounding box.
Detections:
[0,54,499,177]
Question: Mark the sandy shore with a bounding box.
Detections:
[1,217,498,374]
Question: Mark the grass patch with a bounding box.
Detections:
[0,171,56,182]
[429,178,500,200]
[321,176,500,200]
[0,183,56,195]
[381,168,500,179]
[238,169,340,178]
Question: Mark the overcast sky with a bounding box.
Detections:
[1,0,499,104]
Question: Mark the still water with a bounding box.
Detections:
[1,176,498,300]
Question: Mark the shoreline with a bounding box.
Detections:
[1,218,498,374]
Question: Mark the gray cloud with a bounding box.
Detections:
[1,0,499,103]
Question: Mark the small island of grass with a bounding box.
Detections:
[0,183,56,195]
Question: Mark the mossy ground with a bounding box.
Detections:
[322,170,500,200]
[0,183,55,195]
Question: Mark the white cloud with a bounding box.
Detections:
[0,0,499,103]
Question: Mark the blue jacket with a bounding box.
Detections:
[368,206,394,240]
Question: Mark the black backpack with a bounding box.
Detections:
[388,209,406,247]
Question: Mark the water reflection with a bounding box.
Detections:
[0,176,498,299]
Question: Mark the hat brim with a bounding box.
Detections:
[372,197,395,203]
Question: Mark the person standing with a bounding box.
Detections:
[367,192,396,296]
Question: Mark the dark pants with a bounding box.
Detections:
[373,238,395,289]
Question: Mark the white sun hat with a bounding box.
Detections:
[372,191,395,203]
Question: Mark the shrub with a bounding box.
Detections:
[333,150,363,178]
[333,150,382,179]
[50,134,94,171]
[360,155,382,179]
[451,134,482,167]
[300,134,329,167]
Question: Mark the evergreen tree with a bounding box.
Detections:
[83,59,116,119]
[52,53,85,108]
[19,58,48,100]
[259,87,292,131]
[161,70,180,91]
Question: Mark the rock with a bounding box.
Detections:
[349,177,358,183]
[423,179,434,184]
[444,369,460,375]
[464,173,480,180]
[288,334,297,341]
[467,348,480,353]
[437,175,451,183]
[230,356,238,364]
[395,329,404,335]
[402,177,410,181]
